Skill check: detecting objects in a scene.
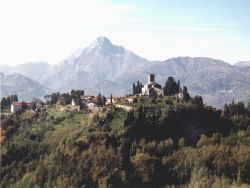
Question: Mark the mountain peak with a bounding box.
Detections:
[96,36,111,44]
[90,36,113,49]
[86,36,127,56]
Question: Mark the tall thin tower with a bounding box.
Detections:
[148,74,155,84]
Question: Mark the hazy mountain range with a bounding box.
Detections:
[1,36,250,107]
[234,61,250,67]
[0,72,47,101]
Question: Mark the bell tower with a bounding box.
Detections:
[148,74,155,84]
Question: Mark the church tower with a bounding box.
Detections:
[148,74,155,84]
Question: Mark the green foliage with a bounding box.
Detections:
[1,99,250,187]
[163,76,180,96]
[1,94,18,109]
[224,100,249,116]
[96,93,106,106]
[192,95,203,105]
[47,90,85,107]
[182,86,190,101]
[50,92,60,104]
[133,81,143,95]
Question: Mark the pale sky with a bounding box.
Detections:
[0,0,250,65]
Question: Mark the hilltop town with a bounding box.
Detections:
[1,75,250,188]
[1,74,209,115]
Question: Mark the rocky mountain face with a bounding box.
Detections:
[38,37,150,92]
[0,73,48,101]
[0,37,249,107]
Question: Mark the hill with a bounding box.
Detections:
[1,97,250,187]
[0,72,48,101]
[143,57,250,107]
[0,62,50,81]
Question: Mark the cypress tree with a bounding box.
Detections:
[133,83,136,95]
[97,93,103,106]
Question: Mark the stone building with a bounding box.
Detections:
[141,74,164,97]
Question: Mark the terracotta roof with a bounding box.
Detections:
[11,102,23,106]
[12,102,32,106]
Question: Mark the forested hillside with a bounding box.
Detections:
[1,98,250,187]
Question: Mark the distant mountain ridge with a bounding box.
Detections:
[235,61,250,67]
[1,37,250,107]
[34,36,150,93]
[0,72,48,101]
[0,61,51,81]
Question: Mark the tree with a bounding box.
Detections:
[163,77,179,96]
[9,95,18,103]
[97,93,103,106]
[133,81,143,95]
[71,89,84,97]
[229,99,236,115]
[224,103,230,116]
[237,102,245,115]
[182,86,190,101]
[13,94,18,102]
[51,92,60,104]
[193,95,203,105]
[1,97,6,108]
[137,81,140,94]
[133,83,136,95]
[31,102,36,111]
[124,110,135,127]
[247,102,250,116]
[1,95,19,109]
[110,94,113,109]
[225,100,247,116]
[102,95,106,106]
[5,97,11,106]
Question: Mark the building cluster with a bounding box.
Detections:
[10,99,45,113]
[11,102,32,113]
[45,94,118,112]
[137,74,186,98]
[8,74,191,114]
[141,74,164,97]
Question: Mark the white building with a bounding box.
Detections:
[11,102,32,113]
[71,98,76,106]
[87,103,95,110]
[81,95,95,106]
[141,74,164,97]
[105,98,116,105]
[11,102,23,113]
[127,98,134,104]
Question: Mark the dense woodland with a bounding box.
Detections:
[1,93,250,187]
[1,94,18,109]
